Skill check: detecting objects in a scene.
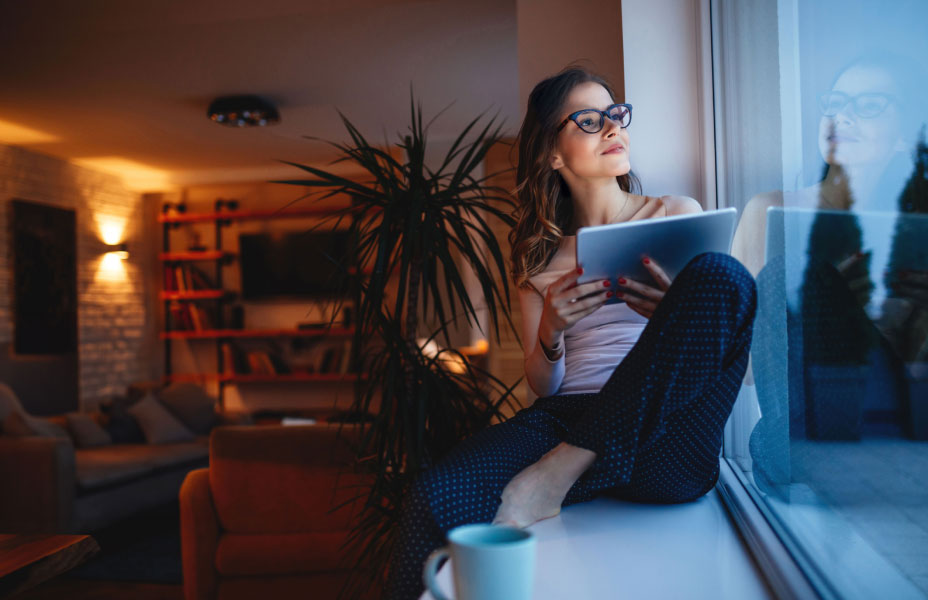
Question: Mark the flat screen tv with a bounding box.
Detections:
[239,230,352,300]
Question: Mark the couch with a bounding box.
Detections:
[179,424,376,600]
[0,381,241,533]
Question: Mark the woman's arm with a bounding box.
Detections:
[519,286,566,397]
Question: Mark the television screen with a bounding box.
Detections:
[239,230,352,300]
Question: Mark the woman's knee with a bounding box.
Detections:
[677,252,757,312]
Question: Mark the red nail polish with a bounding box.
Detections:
[606,291,614,298]
[618,277,627,285]
[616,291,624,298]
[577,266,584,275]
[603,280,611,287]
[642,257,650,265]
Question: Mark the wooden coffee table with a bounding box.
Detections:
[0,534,100,597]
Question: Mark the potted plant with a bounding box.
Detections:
[276,93,523,595]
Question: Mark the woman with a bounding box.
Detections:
[736,55,928,451]
[385,66,757,599]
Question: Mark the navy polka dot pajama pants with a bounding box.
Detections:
[385,252,757,599]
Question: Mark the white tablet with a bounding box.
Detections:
[576,207,738,304]
[765,206,928,312]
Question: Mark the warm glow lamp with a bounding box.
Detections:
[105,243,129,260]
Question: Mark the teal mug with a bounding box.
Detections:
[422,523,536,600]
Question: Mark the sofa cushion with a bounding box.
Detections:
[158,383,218,435]
[99,395,146,444]
[3,411,71,440]
[75,445,156,490]
[215,532,352,576]
[129,393,196,444]
[127,381,165,404]
[66,412,112,448]
[75,438,208,491]
[0,382,25,427]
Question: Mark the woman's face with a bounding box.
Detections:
[550,81,631,179]
[818,65,904,169]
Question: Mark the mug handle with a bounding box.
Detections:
[423,546,452,600]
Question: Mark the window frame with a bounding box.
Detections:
[702,0,826,597]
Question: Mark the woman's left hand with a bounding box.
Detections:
[615,256,672,319]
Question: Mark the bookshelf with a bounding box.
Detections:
[160,200,360,407]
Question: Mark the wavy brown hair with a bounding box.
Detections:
[509,66,640,290]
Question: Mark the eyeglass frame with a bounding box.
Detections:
[817,91,895,119]
[557,103,633,133]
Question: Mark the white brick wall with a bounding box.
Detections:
[0,144,157,409]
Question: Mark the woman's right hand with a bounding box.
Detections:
[538,266,611,349]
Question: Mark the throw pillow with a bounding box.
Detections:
[127,393,196,444]
[127,381,165,404]
[0,382,25,428]
[65,412,113,448]
[158,383,218,435]
[3,411,71,440]
[99,395,146,444]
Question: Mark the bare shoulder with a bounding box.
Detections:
[661,195,703,215]
[744,190,784,215]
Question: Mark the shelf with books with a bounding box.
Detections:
[159,250,236,262]
[158,206,357,224]
[161,198,362,406]
[160,372,360,384]
[220,337,354,381]
[163,262,221,294]
[160,290,227,301]
[160,327,355,340]
[223,372,361,384]
[163,373,224,383]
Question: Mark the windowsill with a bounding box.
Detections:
[423,487,772,599]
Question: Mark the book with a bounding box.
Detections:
[338,339,352,374]
[187,265,215,290]
[164,266,176,291]
[246,351,268,374]
[174,266,186,292]
[257,352,277,375]
[221,343,235,374]
[267,352,292,374]
[188,304,202,330]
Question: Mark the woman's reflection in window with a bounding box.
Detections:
[735,53,928,496]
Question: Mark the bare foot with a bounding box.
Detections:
[492,443,596,528]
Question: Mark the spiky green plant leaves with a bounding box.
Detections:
[275,91,523,596]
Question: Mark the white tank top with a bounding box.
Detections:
[559,301,648,394]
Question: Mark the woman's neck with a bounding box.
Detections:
[570,179,629,229]
[825,155,904,212]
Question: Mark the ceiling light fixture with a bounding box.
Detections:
[207,95,280,127]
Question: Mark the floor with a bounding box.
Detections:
[13,502,184,600]
[14,579,182,600]
[423,490,773,600]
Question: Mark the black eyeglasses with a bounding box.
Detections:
[557,103,633,133]
[818,91,894,119]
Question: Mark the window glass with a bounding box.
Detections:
[718,1,928,597]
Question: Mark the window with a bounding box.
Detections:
[713,1,928,598]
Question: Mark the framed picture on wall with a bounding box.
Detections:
[11,199,77,354]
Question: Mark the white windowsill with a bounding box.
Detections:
[423,487,773,599]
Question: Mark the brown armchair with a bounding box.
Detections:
[179,424,374,600]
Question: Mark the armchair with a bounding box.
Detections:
[179,424,375,600]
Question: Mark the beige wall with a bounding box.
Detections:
[517,0,625,117]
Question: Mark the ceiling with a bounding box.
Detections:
[0,0,518,190]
